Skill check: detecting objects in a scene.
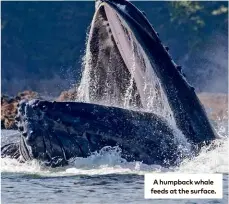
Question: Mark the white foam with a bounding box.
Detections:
[177,138,229,173]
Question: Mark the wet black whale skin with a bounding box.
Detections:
[10,99,185,167]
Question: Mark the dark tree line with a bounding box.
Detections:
[1,1,228,96]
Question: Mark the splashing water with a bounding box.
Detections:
[1,6,228,177]
[123,32,137,109]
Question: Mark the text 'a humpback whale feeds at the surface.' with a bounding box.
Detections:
[1,0,217,168]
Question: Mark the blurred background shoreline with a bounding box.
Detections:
[1,1,228,96]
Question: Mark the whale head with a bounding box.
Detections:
[78,0,216,143]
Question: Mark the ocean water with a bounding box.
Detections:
[1,119,228,204]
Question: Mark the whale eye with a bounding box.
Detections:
[22,131,27,137]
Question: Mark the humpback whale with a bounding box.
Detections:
[1,0,216,167]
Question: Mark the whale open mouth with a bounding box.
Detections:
[78,1,172,119]
[78,0,216,146]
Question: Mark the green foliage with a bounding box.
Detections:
[170,1,205,30]
[168,1,228,47]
